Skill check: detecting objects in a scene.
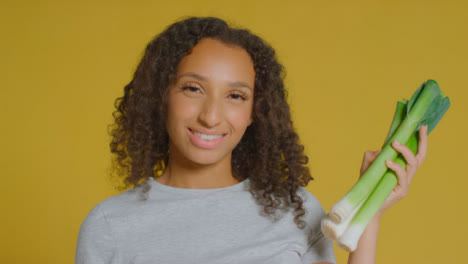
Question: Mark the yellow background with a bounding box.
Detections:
[1,0,466,263]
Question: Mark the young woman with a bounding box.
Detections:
[76,16,428,264]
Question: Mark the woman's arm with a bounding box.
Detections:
[347,212,381,264]
[347,125,428,264]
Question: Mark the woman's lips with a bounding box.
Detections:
[187,128,226,149]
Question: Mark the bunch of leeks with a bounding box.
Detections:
[321,79,450,252]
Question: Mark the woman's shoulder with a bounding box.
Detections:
[75,182,148,263]
[295,187,328,235]
[296,187,326,215]
[82,180,151,222]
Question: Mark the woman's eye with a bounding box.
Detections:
[230,93,247,101]
[182,86,200,93]
[181,85,246,101]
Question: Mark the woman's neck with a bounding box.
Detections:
[155,157,240,189]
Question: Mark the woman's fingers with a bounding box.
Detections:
[417,125,428,165]
[385,125,428,192]
[375,126,428,213]
[390,140,417,184]
[385,160,409,197]
[391,140,418,168]
[373,149,382,158]
[360,149,382,177]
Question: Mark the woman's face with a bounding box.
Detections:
[165,38,255,167]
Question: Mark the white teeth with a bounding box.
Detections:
[192,130,224,140]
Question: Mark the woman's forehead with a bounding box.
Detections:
[175,38,255,87]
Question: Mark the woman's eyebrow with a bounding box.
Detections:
[177,72,252,91]
[230,81,252,91]
[177,72,206,81]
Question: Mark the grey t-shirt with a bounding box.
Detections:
[75,177,336,264]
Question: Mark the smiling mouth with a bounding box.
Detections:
[188,128,226,140]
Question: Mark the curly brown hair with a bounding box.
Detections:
[107,16,313,229]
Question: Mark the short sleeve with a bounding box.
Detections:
[75,203,116,264]
[299,188,337,264]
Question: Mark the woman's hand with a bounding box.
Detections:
[359,125,428,216]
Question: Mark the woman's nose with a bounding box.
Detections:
[198,97,223,127]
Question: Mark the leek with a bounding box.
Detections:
[337,133,418,252]
[328,80,450,224]
[321,100,409,244]
[321,79,450,252]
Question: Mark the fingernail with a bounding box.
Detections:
[393,140,400,146]
[386,160,393,166]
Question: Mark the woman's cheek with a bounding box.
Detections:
[169,95,199,119]
[226,105,253,130]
